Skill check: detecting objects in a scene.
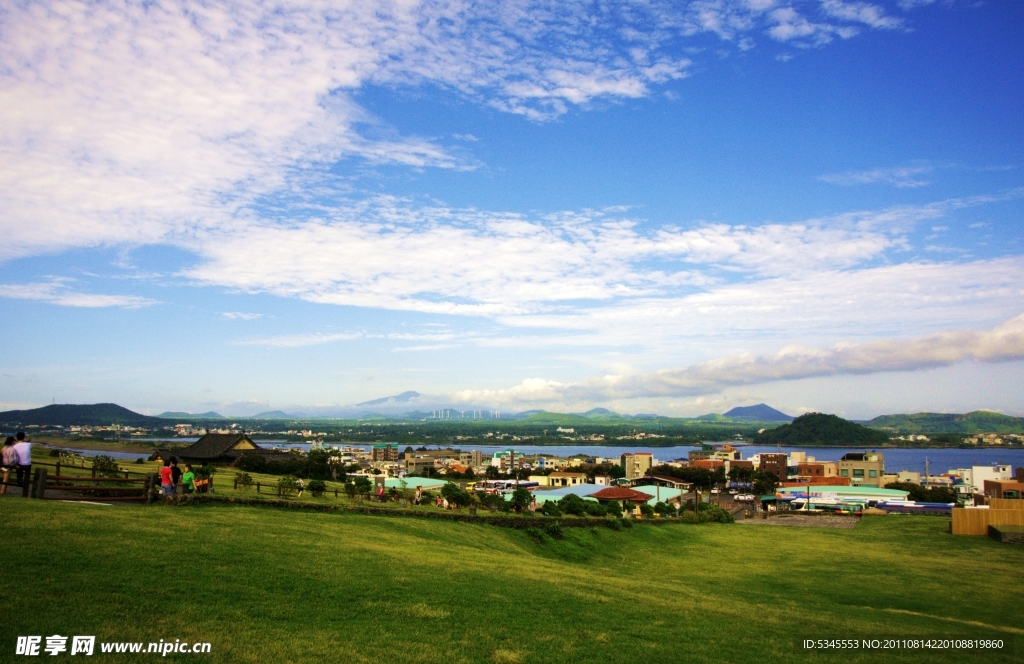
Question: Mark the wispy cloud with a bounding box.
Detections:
[234,332,362,348]
[819,164,933,187]
[221,312,263,320]
[455,313,1024,405]
[0,280,155,308]
[0,0,935,263]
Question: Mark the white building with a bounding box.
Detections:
[949,465,1012,494]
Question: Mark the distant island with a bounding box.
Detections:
[754,413,890,447]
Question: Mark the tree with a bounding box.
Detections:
[752,471,779,497]
[884,482,957,504]
[639,503,655,517]
[510,487,533,513]
[91,455,123,479]
[307,479,327,497]
[604,500,622,517]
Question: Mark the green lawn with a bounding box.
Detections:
[0,499,1020,663]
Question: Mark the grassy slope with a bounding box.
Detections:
[0,500,1020,664]
[866,411,1024,434]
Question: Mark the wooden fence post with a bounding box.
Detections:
[33,468,47,499]
[55,461,61,477]
[256,482,261,495]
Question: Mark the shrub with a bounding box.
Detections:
[541,501,561,517]
[91,455,123,479]
[442,482,473,508]
[234,472,254,490]
[544,522,564,539]
[510,487,533,512]
[699,504,734,523]
[524,527,545,542]
[680,510,699,524]
[639,503,655,518]
[195,465,217,479]
[607,518,622,531]
[654,501,670,516]
[584,502,607,517]
[619,518,633,529]
[558,493,588,516]
[135,458,145,464]
[307,479,327,497]
[277,475,300,498]
[604,500,622,517]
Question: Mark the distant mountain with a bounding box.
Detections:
[158,411,224,419]
[694,413,730,422]
[754,413,890,447]
[865,410,1024,434]
[579,408,612,416]
[0,403,167,427]
[357,391,421,407]
[723,404,794,422]
[251,410,299,419]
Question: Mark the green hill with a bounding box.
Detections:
[865,410,1024,434]
[0,403,167,427]
[158,411,225,419]
[754,412,890,447]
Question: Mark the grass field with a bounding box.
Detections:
[0,499,1021,663]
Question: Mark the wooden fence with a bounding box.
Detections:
[21,468,154,502]
[951,507,1024,535]
[989,498,1024,510]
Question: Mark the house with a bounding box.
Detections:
[797,461,838,481]
[838,452,885,487]
[372,444,400,462]
[984,479,1024,500]
[171,432,264,465]
[546,471,588,487]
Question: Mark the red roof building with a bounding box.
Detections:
[587,487,653,503]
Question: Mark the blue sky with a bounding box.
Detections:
[1,0,1023,418]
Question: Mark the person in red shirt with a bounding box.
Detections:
[160,459,174,496]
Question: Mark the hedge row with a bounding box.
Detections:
[177,495,708,529]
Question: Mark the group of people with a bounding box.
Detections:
[1,432,33,495]
[159,457,197,495]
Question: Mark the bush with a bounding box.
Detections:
[558,493,589,516]
[604,500,622,517]
[639,503,655,518]
[525,527,545,542]
[135,458,145,464]
[680,510,699,523]
[277,475,299,498]
[234,472,254,490]
[510,487,533,512]
[620,518,633,529]
[540,500,562,517]
[307,479,327,497]
[544,522,564,539]
[584,502,607,517]
[441,482,473,508]
[195,465,217,479]
[92,455,123,478]
[700,504,734,523]
[607,518,622,531]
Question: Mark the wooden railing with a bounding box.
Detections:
[21,468,154,502]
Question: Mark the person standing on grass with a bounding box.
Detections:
[376,483,385,503]
[159,459,174,496]
[12,432,32,490]
[297,477,305,498]
[1,437,16,495]
[415,485,422,505]
[170,457,182,491]
[181,464,195,493]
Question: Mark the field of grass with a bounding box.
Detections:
[1,498,1021,664]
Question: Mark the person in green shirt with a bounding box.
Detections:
[182,464,196,493]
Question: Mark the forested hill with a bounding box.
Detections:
[0,403,166,427]
[865,410,1024,434]
[753,413,891,447]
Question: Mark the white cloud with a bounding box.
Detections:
[0,0,934,264]
[820,164,932,187]
[221,312,263,320]
[0,280,155,308]
[234,332,362,348]
[456,313,1024,405]
[820,0,902,30]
